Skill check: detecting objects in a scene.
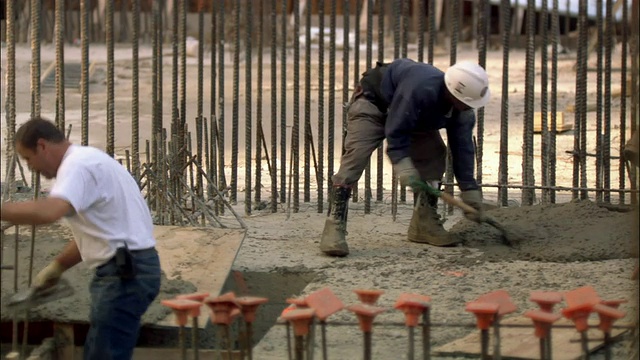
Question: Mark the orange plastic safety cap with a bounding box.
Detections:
[394,293,431,327]
[593,303,626,333]
[236,296,269,323]
[305,287,345,322]
[347,303,386,332]
[524,309,561,338]
[465,302,499,330]
[529,291,563,313]
[161,298,203,326]
[280,308,316,337]
[353,289,385,305]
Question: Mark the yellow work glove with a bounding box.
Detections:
[393,158,421,191]
[33,261,65,289]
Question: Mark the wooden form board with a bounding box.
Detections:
[434,317,629,360]
[152,226,246,328]
[534,112,573,133]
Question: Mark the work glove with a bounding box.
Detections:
[393,158,421,191]
[460,189,484,223]
[33,261,65,289]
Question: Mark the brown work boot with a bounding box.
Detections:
[407,191,460,246]
[320,186,352,257]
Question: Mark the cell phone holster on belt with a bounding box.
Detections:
[115,244,137,280]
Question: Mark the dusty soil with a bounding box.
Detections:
[1,38,638,359]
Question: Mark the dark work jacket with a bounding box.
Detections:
[368,58,478,191]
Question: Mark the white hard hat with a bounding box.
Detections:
[444,61,491,109]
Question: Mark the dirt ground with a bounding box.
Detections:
[1,39,639,359]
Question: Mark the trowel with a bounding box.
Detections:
[5,278,74,312]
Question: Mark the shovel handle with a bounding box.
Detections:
[437,191,479,215]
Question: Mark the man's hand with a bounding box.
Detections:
[393,158,421,190]
[460,190,484,223]
[33,261,66,289]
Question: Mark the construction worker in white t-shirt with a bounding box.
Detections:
[1,117,161,360]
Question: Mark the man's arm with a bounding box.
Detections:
[0,197,73,225]
[56,240,83,269]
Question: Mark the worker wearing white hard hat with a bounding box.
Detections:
[319,58,491,257]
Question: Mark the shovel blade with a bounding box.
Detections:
[6,278,74,312]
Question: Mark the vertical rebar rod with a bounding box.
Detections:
[304,0,312,204]
[422,309,431,360]
[132,0,141,181]
[197,0,206,218]
[476,0,488,189]
[596,0,604,203]
[427,0,435,64]
[540,0,550,204]
[55,0,65,131]
[328,0,337,190]
[151,0,159,203]
[498,0,512,207]
[365,0,374,213]
[619,0,628,203]
[5,0,16,187]
[256,0,264,206]
[31,0,42,118]
[445,0,460,213]
[293,0,301,212]
[180,0,188,191]
[630,0,639,202]
[280,0,288,204]
[392,0,401,217]
[229,0,240,204]
[209,0,218,202]
[218,0,227,213]
[550,0,559,204]
[106,0,115,156]
[407,326,415,360]
[603,0,613,203]
[352,0,361,203]
[317,0,327,212]
[271,0,278,212]
[246,0,254,214]
[171,0,180,205]
[80,0,89,145]
[401,0,409,58]
[364,331,372,360]
[579,0,589,200]
[417,0,426,62]
[522,0,536,206]
[376,0,384,203]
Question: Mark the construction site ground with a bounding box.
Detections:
[1,41,639,359]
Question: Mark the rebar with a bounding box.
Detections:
[578,0,589,200]
[427,0,435,64]
[271,0,278,212]
[550,0,559,204]
[596,0,604,203]
[80,0,89,145]
[292,0,301,213]
[5,0,16,189]
[365,0,374,214]
[55,0,65,131]
[231,0,241,204]
[498,0,511,206]
[476,0,489,189]
[619,0,628,203]
[31,0,42,118]
[417,0,426,63]
[180,0,188,196]
[522,0,536,206]
[218,0,227,213]
[352,0,361,203]
[256,0,265,207]
[603,0,613,203]
[209,0,218,202]
[328,0,337,191]
[106,0,115,157]
[376,0,384,203]
[132,0,141,181]
[280,0,288,204]
[304,0,312,204]
[401,0,409,58]
[198,0,206,220]
[540,0,550,204]
[246,0,254,214]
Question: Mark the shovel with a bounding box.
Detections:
[5,278,74,312]
[412,180,520,247]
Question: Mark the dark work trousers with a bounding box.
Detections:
[332,97,447,186]
[84,248,161,360]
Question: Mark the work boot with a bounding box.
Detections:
[320,186,351,257]
[407,190,460,246]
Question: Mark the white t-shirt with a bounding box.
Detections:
[49,145,156,268]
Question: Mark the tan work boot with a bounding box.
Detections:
[408,191,460,246]
[320,186,351,256]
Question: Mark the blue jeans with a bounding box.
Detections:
[84,248,161,360]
